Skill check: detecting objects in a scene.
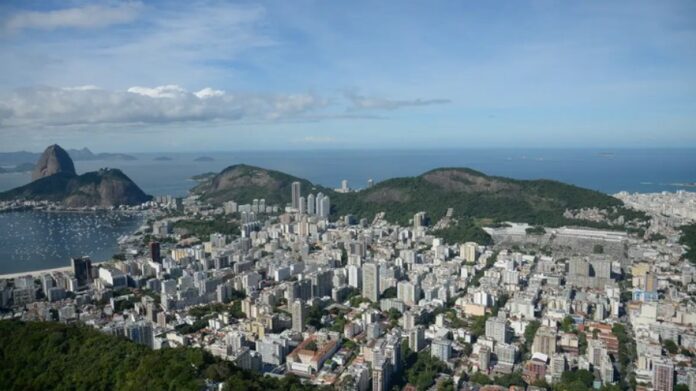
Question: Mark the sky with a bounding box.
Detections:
[0,0,695,152]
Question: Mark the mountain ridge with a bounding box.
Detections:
[193,164,634,229]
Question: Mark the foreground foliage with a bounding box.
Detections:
[0,320,317,391]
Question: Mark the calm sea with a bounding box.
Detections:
[0,148,694,273]
[0,211,143,274]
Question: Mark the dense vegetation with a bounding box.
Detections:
[679,223,696,265]
[173,216,239,239]
[331,168,623,227]
[0,320,318,391]
[403,349,450,390]
[432,218,493,245]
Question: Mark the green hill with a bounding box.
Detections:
[0,169,151,208]
[0,320,317,391]
[192,164,329,206]
[194,165,633,231]
[331,167,624,226]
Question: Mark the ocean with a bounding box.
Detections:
[2,148,695,196]
[0,211,143,274]
[0,148,694,274]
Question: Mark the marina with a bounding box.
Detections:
[0,210,145,274]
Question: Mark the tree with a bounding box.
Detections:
[522,320,541,357]
[0,320,319,391]
[437,378,455,391]
[561,315,575,333]
[469,372,492,385]
[381,287,397,299]
[578,332,588,355]
[560,369,594,388]
[663,339,678,355]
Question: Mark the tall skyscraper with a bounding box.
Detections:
[362,263,380,302]
[460,242,478,263]
[291,181,301,210]
[367,179,374,188]
[319,195,331,218]
[292,299,307,332]
[71,256,92,288]
[307,193,316,215]
[311,270,332,298]
[150,241,161,263]
[408,326,425,351]
[413,211,427,228]
[372,357,392,391]
[298,196,306,214]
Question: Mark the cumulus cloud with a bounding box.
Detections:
[0,85,327,128]
[2,2,142,32]
[345,92,450,111]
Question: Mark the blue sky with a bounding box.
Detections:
[0,0,694,152]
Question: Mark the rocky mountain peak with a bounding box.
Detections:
[31,144,77,181]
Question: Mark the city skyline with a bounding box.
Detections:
[1,0,695,151]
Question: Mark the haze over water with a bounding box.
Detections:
[1,148,695,197]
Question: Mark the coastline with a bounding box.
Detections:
[0,262,103,280]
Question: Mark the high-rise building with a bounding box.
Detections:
[311,270,332,298]
[460,242,478,263]
[292,300,307,333]
[644,271,658,292]
[653,360,674,391]
[347,265,361,289]
[367,179,374,188]
[299,196,306,214]
[385,333,402,374]
[316,192,324,215]
[362,263,380,302]
[532,326,557,356]
[431,339,452,362]
[41,274,55,295]
[291,181,301,210]
[479,345,491,370]
[341,179,349,192]
[413,212,428,229]
[124,321,153,348]
[397,280,421,306]
[485,316,510,343]
[307,194,316,215]
[409,326,425,351]
[71,256,92,288]
[150,241,161,263]
[320,196,330,218]
[372,357,392,391]
[495,343,518,365]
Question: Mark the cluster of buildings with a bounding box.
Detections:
[1,188,695,391]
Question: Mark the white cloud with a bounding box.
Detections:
[0,85,327,128]
[345,92,450,111]
[3,2,142,32]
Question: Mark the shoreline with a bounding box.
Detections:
[0,262,102,280]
